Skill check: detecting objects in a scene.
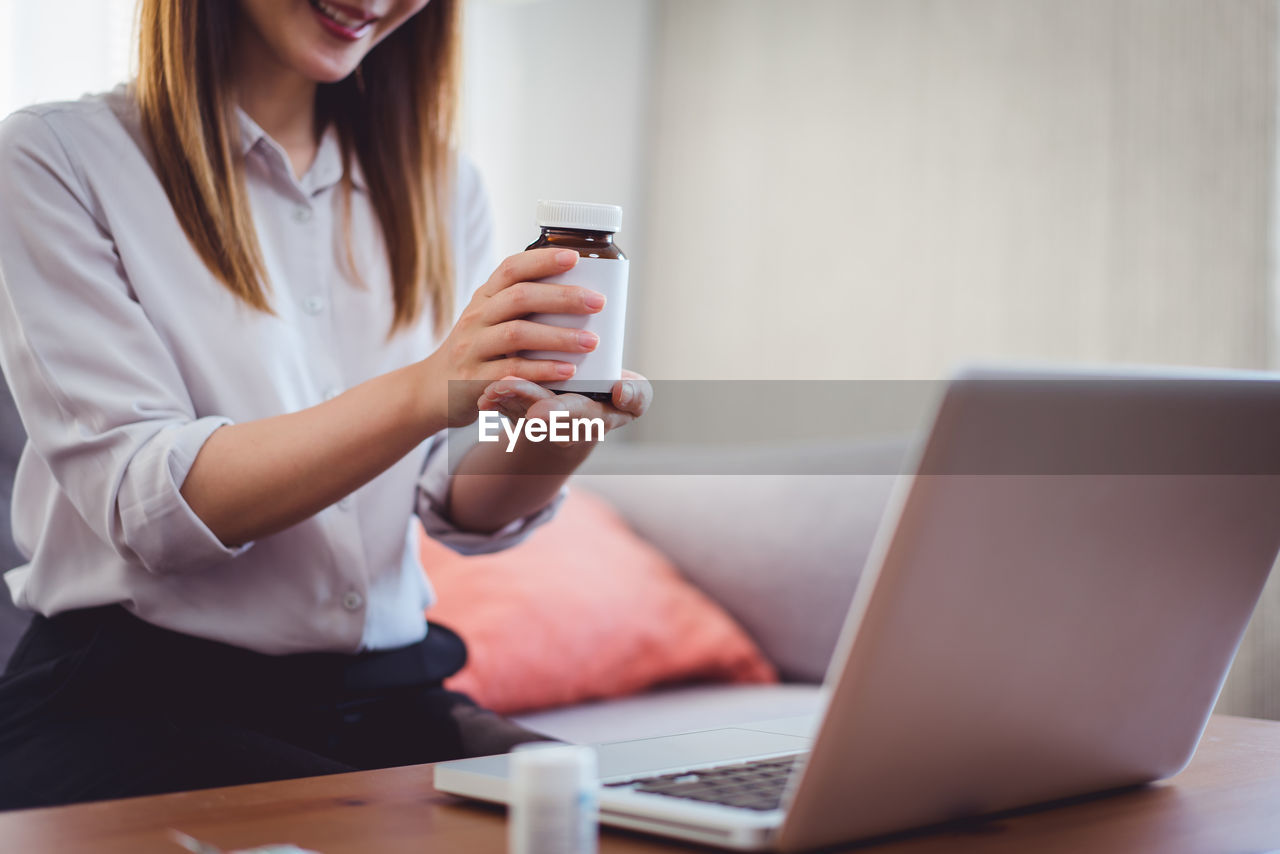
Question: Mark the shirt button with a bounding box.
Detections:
[342,591,364,611]
[293,206,313,223]
[303,295,326,315]
[337,497,353,511]
[323,386,341,401]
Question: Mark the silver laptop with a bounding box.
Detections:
[436,367,1280,851]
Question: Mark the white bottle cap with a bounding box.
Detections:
[536,200,623,233]
[510,743,598,797]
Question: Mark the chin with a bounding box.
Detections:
[304,58,361,84]
[291,44,364,84]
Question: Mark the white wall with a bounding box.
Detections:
[462,0,656,278]
[636,0,1277,380]
[0,0,136,118]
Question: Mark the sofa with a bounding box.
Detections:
[0,386,1277,752]
[507,443,902,743]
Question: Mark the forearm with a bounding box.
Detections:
[444,438,590,534]
[179,244,627,545]
[181,361,444,546]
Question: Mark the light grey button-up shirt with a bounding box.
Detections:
[0,86,557,654]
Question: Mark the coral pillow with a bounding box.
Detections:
[420,488,777,715]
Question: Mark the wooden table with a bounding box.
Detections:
[1,715,1278,853]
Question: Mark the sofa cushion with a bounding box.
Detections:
[575,440,906,683]
[422,488,776,715]
[513,682,824,745]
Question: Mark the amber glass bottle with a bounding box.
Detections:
[521,200,628,403]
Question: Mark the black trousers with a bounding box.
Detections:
[0,606,551,811]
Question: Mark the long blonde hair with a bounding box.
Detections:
[136,0,460,335]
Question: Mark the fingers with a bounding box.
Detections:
[482,282,605,325]
[471,371,650,445]
[474,247,579,299]
[479,376,556,409]
[612,371,653,417]
[483,356,577,384]
[528,393,632,433]
[480,371,652,425]
[477,377,556,421]
[477,319,597,360]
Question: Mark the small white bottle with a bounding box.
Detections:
[520,200,629,402]
[508,743,599,854]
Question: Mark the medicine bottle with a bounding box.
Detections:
[508,743,599,854]
[520,200,628,403]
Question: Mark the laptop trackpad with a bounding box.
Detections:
[598,728,812,780]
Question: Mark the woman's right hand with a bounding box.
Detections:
[423,247,604,428]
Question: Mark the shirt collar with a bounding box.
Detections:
[234,106,268,158]
[234,107,366,195]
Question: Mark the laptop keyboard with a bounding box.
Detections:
[603,754,804,812]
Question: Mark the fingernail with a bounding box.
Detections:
[555,249,578,267]
[619,381,635,406]
[557,363,576,378]
[578,331,599,350]
[583,290,606,310]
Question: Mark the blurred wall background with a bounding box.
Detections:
[0,0,136,115]
[466,0,1278,382]
[643,0,1276,379]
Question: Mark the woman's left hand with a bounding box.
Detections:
[476,370,651,447]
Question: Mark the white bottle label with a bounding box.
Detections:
[520,256,629,396]
[510,792,597,854]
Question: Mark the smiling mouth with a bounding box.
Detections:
[307,0,378,40]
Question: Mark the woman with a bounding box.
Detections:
[0,0,648,809]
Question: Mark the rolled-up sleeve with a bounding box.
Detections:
[0,109,250,574]
[414,429,566,556]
